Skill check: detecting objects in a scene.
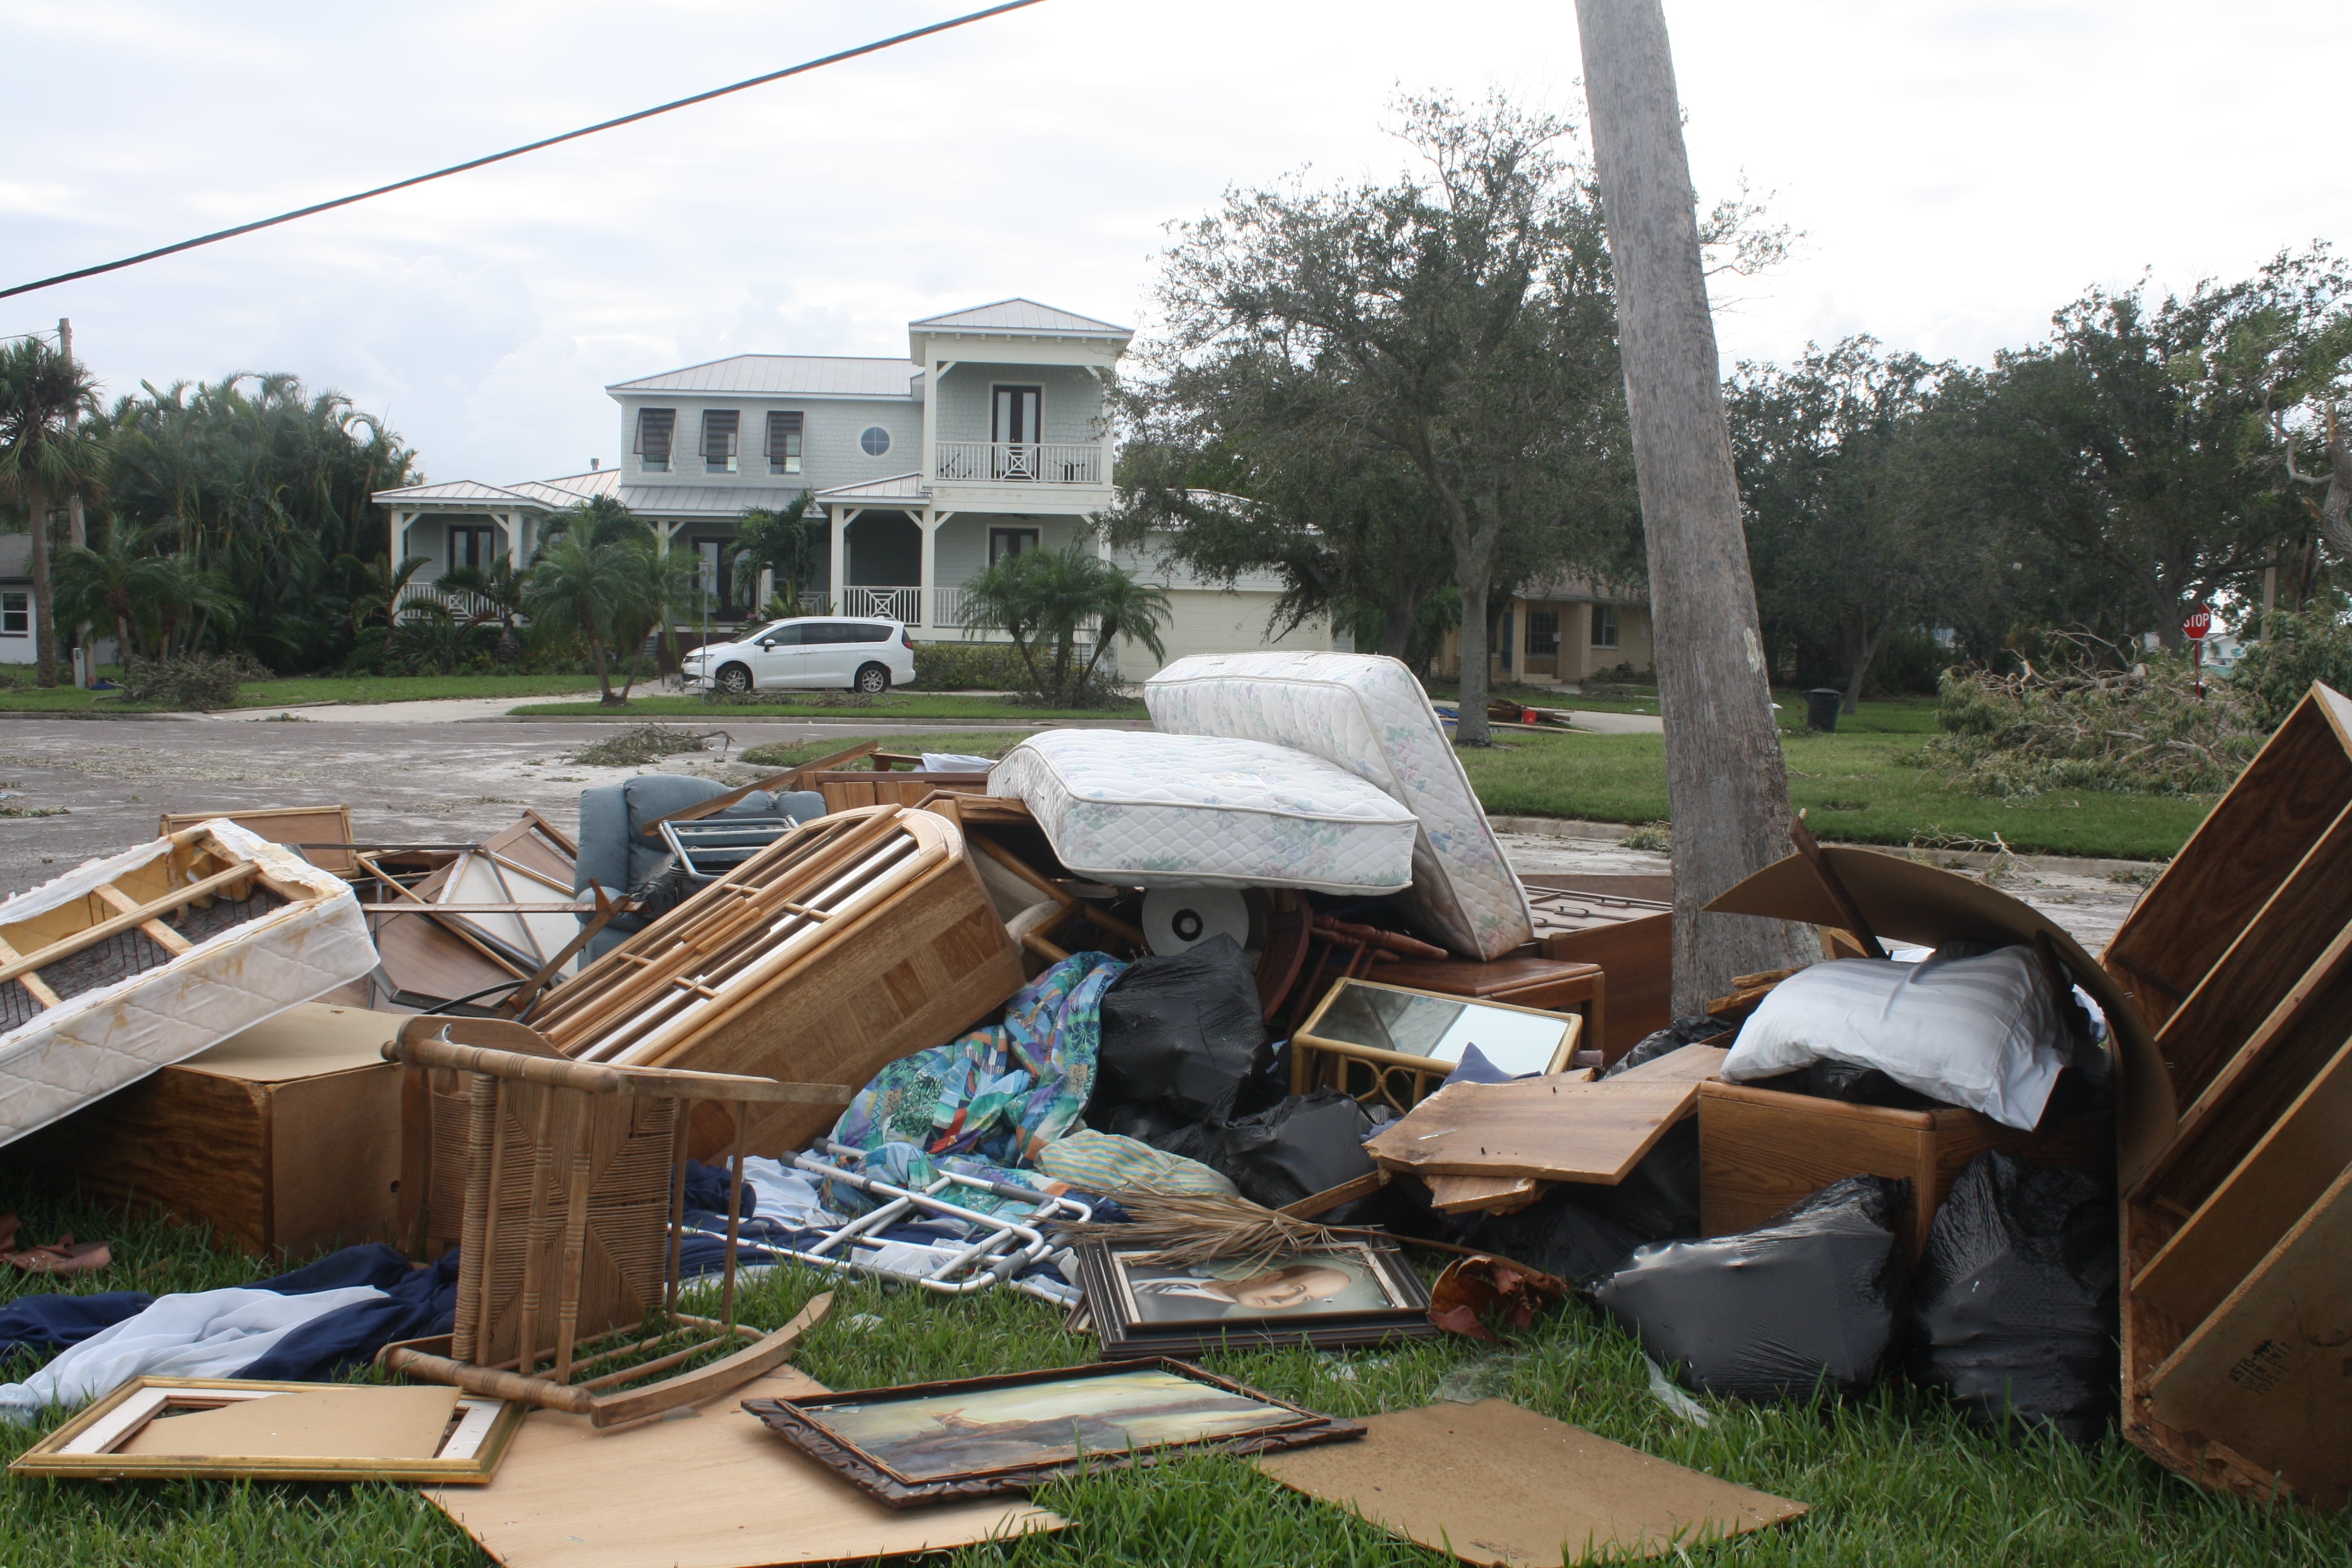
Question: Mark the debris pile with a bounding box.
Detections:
[0,653,2345,1558]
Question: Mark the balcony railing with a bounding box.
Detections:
[843,586,920,624]
[934,441,1104,486]
[397,583,503,622]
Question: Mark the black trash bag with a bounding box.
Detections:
[1592,1175,1910,1402]
[1604,1014,1730,1078]
[1747,1059,1944,1112]
[1091,936,1269,1125]
[1909,1150,2118,1445]
[1086,1099,1237,1181]
[1218,1089,1378,1212]
[1466,1120,1702,1287]
[627,856,698,925]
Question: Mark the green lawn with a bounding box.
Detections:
[511,693,1149,722]
[0,1185,2331,1567]
[0,673,609,713]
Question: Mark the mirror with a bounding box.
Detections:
[1305,981,1570,1078]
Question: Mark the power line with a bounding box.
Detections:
[0,0,1047,303]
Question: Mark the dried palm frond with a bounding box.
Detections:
[1053,1191,1354,1272]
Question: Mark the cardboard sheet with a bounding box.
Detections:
[121,1385,459,1460]
[424,1370,1063,1568]
[1256,1400,1804,1565]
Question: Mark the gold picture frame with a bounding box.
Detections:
[1292,979,1583,1112]
[9,1377,524,1484]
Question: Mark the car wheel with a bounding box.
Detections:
[854,662,890,695]
[716,662,753,694]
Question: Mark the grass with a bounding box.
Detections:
[0,1184,2337,1567]
[0,673,610,714]
[509,692,1149,722]
[740,731,1037,768]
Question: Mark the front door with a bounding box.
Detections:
[992,385,1042,480]
[690,538,732,620]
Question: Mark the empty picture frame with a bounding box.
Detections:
[1074,1238,1438,1359]
[9,1378,524,1484]
[743,1359,1361,1506]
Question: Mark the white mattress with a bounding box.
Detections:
[1146,652,1534,958]
[988,730,1418,894]
[0,821,381,1147]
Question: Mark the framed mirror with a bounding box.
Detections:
[1292,979,1582,1112]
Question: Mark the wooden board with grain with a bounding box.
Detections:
[1365,1076,1701,1184]
[1424,1174,1544,1214]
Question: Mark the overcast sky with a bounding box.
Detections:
[6,0,2347,487]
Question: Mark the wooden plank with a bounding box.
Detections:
[2146,1161,2352,1511]
[2151,799,2352,1105]
[0,861,262,985]
[2138,932,2352,1214]
[2137,1033,2352,1333]
[2104,685,2352,1031]
[1539,909,1672,1059]
[1424,1175,1543,1214]
[158,805,358,872]
[1363,1075,1700,1183]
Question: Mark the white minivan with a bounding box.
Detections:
[682,617,917,695]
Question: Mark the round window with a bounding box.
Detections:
[860,426,892,457]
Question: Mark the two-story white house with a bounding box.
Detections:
[375,298,1342,680]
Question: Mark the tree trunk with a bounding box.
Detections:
[1447,497,1500,746]
[1841,612,1892,714]
[25,477,56,688]
[1575,0,1816,1010]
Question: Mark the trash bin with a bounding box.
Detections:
[1805,688,1843,733]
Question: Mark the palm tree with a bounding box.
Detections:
[960,541,1172,704]
[54,519,177,663]
[0,337,110,686]
[730,495,818,617]
[608,540,702,702]
[340,551,435,633]
[537,494,648,555]
[521,529,636,704]
[145,552,243,659]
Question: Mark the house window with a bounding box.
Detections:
[766,411,803,475]
[634,408,676,471]
[989,527,1040,567]
[690,537,732,612]
[0,592,25,636]
[1527,609,1560,657]
[449,524,496,573]
[860,425,892,457]
[702,411,740,473]
[1592,604,1621,648]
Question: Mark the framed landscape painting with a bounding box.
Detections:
[1074,1238,1439,1358]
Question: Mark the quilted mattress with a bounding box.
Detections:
[988,729,1418,893]
[1146,651,1534,958]
[0,821,380,1148]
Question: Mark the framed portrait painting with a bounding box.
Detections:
[1073,1238,1438,1359]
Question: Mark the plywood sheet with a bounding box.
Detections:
[180,1002,405,1082]
[121,1385,458,1460]
[1256,1400,1803,1565]
[425,1370,1063,1568]
[1365,1070,1705,1184]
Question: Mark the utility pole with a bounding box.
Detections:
[58,318,90,687]
[1572,0,1817,1009]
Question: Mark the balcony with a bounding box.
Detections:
[933,441,1104,486]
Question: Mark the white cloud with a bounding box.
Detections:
[4,0,2347,484]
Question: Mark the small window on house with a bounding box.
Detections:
[989,527,1040,566]
[859,425,892,457]
[766,411,803,475]
[449,524,496,573]
[0,592,26,636]
[1591,604,1621,648]
[702,411,740,473]
[634,408,676,471]
[1527,610,1560,657]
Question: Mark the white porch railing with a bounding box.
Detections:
[933,587,977,629]
[398,583,501,621]
[933,441,1104,485]
[843,586,920,623]
[797,589,830,613]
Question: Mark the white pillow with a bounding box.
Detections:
[1719,947,2069,1130]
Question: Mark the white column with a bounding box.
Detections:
[506,512,523,570]
[828,506,852,614]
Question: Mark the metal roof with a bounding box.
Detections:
[811,472,931,504]
[910,298,1131,337]
[373,478,539,506]
[606,355,920,397]
[616,482,815,518]
[505,469,619,507]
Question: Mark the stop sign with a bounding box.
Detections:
[2183,606,2212,641]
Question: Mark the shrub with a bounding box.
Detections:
[120,653,270,710]
[913,641,1031,691]
[2230,609,2352,729]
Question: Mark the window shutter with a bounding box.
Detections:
[702,410,740,465]
[634,408,675,460]
[765,410,803,459]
